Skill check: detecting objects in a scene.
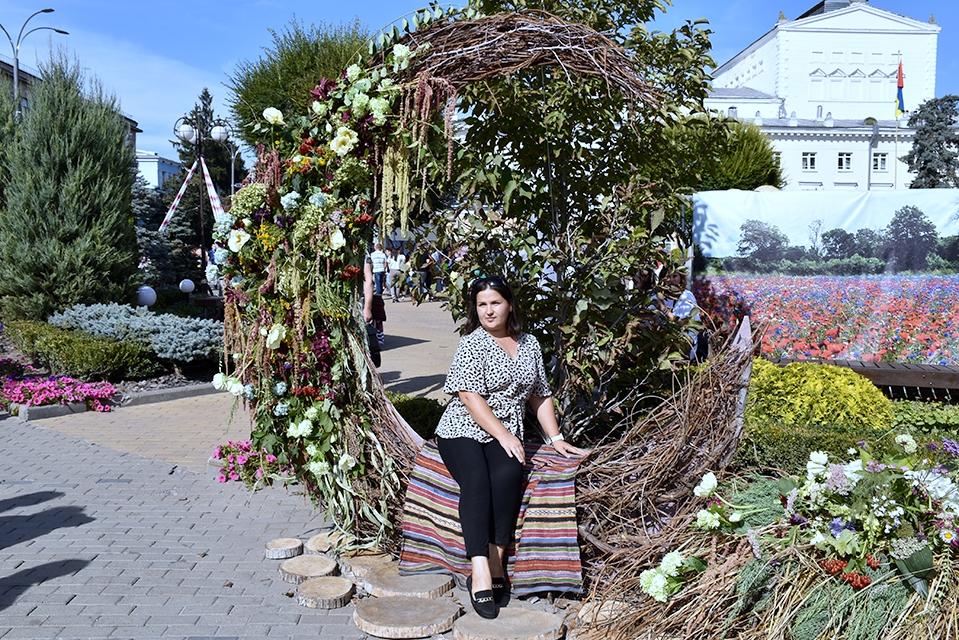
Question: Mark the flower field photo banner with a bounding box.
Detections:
[693,189,959,364]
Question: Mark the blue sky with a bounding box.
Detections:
[0,0,956,160]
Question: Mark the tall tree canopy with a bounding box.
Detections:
[425,0,717,431]
[903,95,959,189]
[227,18,369,149]
[0,53,139,320]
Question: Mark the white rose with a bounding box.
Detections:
[338,453,356,472]
[212,373,227,390]
[329,228,346,251]
[693,472,718,498]
[265,324,286,350]
[227,380,245,396]
[263,107,285,126]
[228,229,251,252]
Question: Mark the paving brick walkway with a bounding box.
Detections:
[0,302,463,639]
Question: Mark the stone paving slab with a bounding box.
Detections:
[0,415,366,640]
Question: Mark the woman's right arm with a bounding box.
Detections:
[458,391,525,464]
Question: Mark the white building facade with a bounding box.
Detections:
[704,0,940,190]
[136,151,182,191]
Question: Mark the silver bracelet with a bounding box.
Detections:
[548,434,565,444]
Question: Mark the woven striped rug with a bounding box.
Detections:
[398,440,583,595]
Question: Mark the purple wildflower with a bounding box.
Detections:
[942,439,959,459]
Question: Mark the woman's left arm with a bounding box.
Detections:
[528,395,586,458]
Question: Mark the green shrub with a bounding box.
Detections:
[5,320,160,381]
[733,421,897,475]
[746,359,894,432]
[388,392,446,441]
[893,400,959,437]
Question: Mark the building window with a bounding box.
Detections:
[838,153,852,171]
[802,152,817,171]
[873,153,888,171]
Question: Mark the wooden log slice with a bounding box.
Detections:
[305,531,342,555]
[296,576,354,609]
[353,595,461,639]
[453,608,565,640]
[279,554,338,584]
[340,549,392,579]
[264,538,303,559]
[364,562,453,599]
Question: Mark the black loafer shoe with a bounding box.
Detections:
[491,575,510,608]
[466,575,498,619]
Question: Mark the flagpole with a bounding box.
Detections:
[895,51,902,189]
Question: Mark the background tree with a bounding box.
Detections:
[903,95,959,188]
[0,87,16,210]
[696,120,784,191]
[884,205,939,271]
[807,219,823,258]
[737,220,789,262]
[0,53,139,320]
[227,18,369,148]
[133,175,177,288]
[821,228,857,260]
[166,88,247,283]
[424,0,716,432]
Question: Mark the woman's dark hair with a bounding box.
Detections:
[464,276,523,337]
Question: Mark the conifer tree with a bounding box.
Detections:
[133,175,178,288]
[903,95,959,188]
[0,53,139,320]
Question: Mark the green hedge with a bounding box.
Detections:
[733,422,897,475]
[5,320,160,381]
[388,392,446,441]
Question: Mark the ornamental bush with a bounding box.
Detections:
[893,400,959,437]
[4,320,159,381]
[48,303,222,362]
[746,358,894,432]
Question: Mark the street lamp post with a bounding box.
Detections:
[209,120,241,197]
[174,113,237,280]
[0,8,68,120]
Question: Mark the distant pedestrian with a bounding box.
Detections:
[371,243,388,296]
[388,248,407,302]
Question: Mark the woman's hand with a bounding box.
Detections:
[497,432,526,464]
[552,439,587,458]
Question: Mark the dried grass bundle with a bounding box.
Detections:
[576,320,756,585]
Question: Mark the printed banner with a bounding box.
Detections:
[693,189,959,364]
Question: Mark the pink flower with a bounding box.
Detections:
[266,454,277,463]
[229,471,240,481]
[236,455,248,465]
[212,447,222,459]
[256,468,264,478]
[217,474,227,483]
[227,454,234,463]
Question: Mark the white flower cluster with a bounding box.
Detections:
[280,191,301,211]
[330,126,359,156]
[895,433,918,454]
[639,551,687,603]
[288,419,313,438]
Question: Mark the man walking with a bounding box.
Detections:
[370,243,388,296]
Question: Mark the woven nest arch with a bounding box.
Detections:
[364,9,660,160]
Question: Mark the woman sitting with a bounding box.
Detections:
[434,276,584,619]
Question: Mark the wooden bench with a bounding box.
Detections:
[771,358,959,401]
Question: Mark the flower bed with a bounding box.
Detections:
[0,376,116,412]
[603,433,959,639]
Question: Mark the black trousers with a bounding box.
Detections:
[437,437,524,559]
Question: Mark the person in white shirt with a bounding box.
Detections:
[387,248,407,302]
[370,243,388,295]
